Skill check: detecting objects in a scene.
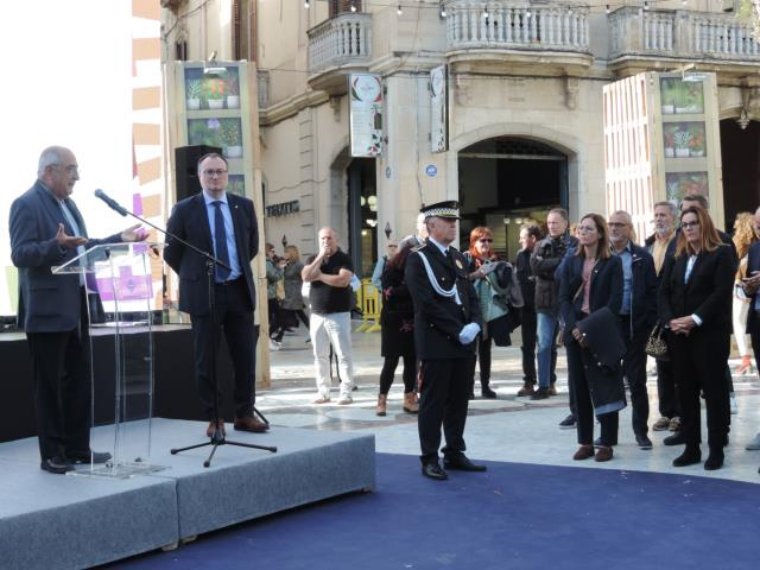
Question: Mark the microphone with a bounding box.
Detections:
[94,189,128,216]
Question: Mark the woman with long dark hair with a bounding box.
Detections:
[559,214,623,462]
[377,241,418,416]
[659,206,736,470]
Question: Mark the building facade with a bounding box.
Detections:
[162,0,760,273]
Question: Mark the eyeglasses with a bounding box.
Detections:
[202,169,228,177]
[478,238,493,243]
[682,221,700,229]
[608,222,628,228]
[577,225,597,233]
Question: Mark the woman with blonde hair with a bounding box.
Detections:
[731,212,759,375]
[272,244,310,343]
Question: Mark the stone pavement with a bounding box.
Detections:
[258,321,760,484]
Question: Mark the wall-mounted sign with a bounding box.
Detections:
[349,73,384,157]
[265,200,300,217]
[430,65,448,153]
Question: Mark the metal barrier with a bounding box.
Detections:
[356,279,381,333]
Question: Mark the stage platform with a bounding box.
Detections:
[0,418,376,570]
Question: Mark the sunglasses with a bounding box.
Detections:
[478,238,493,243]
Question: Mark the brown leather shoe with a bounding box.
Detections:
[573,444,594,460]
[234,416,270,433]
[594,445,614,462]
[206,420,225,438]
[516,382,536,397]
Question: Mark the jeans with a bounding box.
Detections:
[310,312,354,398]
[536,311,559,389]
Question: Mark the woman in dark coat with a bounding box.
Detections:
[272,245,309,342]
[658,206,736,470]
[559,213,623,462]
[377,242,418,416]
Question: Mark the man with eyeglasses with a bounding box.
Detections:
[9,146,146,474]
[608,210,658,450]
[165,152,268,438]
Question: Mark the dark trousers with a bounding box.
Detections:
[379,353,417,394]
[565,336,619,446]
[26,286,91,460]
[669,329,730,449]
[620,317,649,436]
[27,324,91,461]
[273,308,309,342]
[190,278,257,421]
[520,306,537,383]
[418,356,474,463]
[469,335,493,393]
[656,358,680,419]
[267,298,281,338]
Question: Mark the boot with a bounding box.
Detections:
[403,392,419,414]
[516,382,536,397]
[376,394,387,417]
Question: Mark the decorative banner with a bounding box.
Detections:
[430,65,448,153]
[349,73,384,157]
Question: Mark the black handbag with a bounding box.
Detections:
[488,313,513,347]
[645,323,668,360]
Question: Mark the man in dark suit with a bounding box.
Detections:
[405,201,485,481]
[164,152,267,438]
[9,146,144,474]
[609,210,658,450]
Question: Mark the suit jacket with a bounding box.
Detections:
[744,241,760,333]
[9,181,121,332]
[164,192,258,316]
[405,242,482,360]
[558,254,623,338]
[657,244,735,333]
[622,243,658,336]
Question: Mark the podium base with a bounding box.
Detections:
[69,461,168,480]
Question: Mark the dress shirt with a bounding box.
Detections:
[202,190,241,281]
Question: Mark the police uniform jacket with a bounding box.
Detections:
[405,241,482,360]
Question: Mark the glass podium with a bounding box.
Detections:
[52,243,166,478]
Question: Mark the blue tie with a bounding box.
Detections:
[212,201,231,282]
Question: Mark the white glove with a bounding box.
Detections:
[458,323,481,345]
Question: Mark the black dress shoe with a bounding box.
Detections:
[704,449,724,471]
[481,387,497,399]
[41,456,73,474]
[636,434,653,450]
[672,447,701,467]
[67,450,112,464]
[663,433,685,446]
[443,454,487,472]
[422,462,448,481]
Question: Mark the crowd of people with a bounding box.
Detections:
[13,145,759,480]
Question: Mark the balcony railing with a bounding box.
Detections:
[445,1,590,53]
[609,7,760,61]
[307,13,372,76]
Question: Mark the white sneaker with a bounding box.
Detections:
[745,432,760,451]
[336,395,353,405]
[269,339,281,351]
[730,392,738,415]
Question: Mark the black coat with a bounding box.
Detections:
[380,261,415,358]
[658,244,736,333]
[405,242,482,360]
[164,192,258,316]
[620,243,658,337]
[558,254,623,338]
[746,241,760,333]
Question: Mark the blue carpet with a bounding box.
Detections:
[113,453,760,569]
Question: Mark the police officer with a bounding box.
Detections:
[405,201,486,481]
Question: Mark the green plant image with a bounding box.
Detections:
[220,120,242,146]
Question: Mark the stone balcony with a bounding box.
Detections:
[443,0,593,73]
[608,6,760,80]
[307,12,372,95]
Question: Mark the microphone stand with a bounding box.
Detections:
[98,197,277,467]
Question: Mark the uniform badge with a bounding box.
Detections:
[455,259,463,270]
